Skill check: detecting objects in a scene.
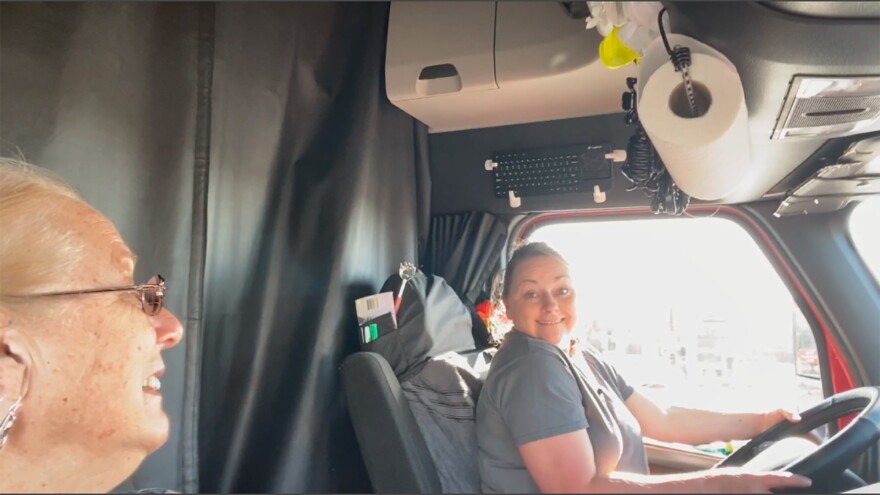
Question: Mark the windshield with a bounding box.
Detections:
[850,197,880,284]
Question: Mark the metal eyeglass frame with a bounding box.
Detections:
[2,274,166,316]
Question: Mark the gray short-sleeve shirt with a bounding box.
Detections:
[476,331,648,493]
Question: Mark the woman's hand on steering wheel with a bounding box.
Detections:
[759,408,802,434]
[702,468,812,493]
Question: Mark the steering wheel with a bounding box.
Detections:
[716,387,880,486]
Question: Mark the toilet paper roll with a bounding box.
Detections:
[638,51,751,201]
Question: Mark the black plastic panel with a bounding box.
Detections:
[767,138,868,196]
[429,114,654,214]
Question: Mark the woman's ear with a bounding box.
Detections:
[0,321,35,402]
[0,319,33,450]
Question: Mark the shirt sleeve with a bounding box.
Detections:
[586,348,635,401]
[608,362,634,401]
[492,350,588,446]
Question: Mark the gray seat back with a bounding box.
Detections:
[343,270,494,493]
[342,349,494,493]
[341,352,442,494]
[400,349,493,493]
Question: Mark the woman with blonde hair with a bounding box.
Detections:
[0,158,184,493]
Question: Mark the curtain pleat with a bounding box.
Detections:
[425,211,509,305]
[198,3,419,492]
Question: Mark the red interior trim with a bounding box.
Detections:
[518,207,857,409]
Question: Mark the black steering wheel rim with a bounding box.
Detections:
[716,386,880,481]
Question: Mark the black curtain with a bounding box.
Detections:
[424,212,509,305]
[1,2,425,493]
[197,3,421,492]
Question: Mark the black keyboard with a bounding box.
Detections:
[491,143,612,198]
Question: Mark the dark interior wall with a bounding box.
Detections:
[0,3,200,490]
[429,113,652,215]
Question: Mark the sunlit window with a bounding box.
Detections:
[850,197,880,284]
[529,217,823,421]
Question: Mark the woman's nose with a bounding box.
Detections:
[541,293,559,311]
[152,308,184,349]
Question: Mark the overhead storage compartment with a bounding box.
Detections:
[386,2,636,133]
[385,2,498,101]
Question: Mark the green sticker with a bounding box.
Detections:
[370,323,379,341]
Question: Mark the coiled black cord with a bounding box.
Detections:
[615,9,693,215]
[620,74,690,215]
[652,169,689,215]
[621,123,661,193]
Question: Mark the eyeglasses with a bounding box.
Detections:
[3,274,166,316]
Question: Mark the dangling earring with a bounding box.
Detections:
[0,322,32,450]
[0,396,23,450]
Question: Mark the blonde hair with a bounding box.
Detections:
[0,157,87,306]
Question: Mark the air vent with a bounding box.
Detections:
[772,76,880,140]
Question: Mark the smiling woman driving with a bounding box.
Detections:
[0,158,183,493]
[476,242,814,494]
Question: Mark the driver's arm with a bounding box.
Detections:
[624,390,799,445]
[519,429,812,493]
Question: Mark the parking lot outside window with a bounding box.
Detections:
[529,217,823,420]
